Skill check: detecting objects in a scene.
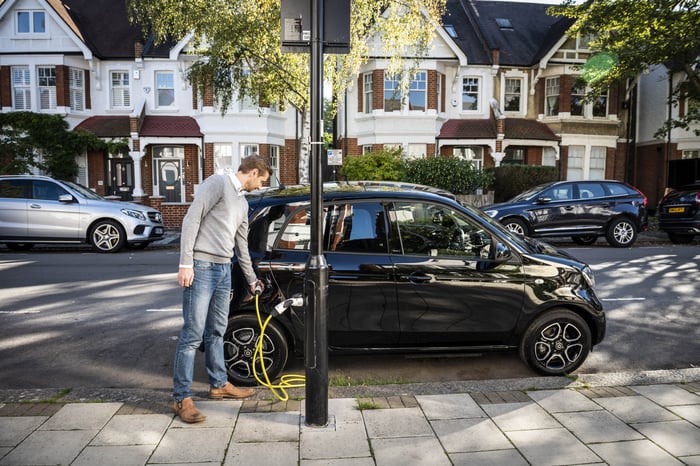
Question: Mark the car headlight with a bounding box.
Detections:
[121,208,147,221]
[484,209,498,218]
[581,265,596,289]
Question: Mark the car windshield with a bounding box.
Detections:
[508,183,551,202]
[462,202,533,250]
[63,180,104,200]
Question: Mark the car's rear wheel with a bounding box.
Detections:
[605,218,637,247]
[223,314,289,387]
[89,220,126,253]
[502,217,529,236]
[571,235,597,245]
[6,243,34,251]
[667,232,694,244]
[519,309,591,376]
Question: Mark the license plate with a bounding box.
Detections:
[668,207,686,214]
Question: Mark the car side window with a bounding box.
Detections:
[606,183,631,196]
[0,180,31,199]
[576,182,605,199]
[276,205,312,250]
[32,180,67,201]
[542,184,573,201]
[325,202,387,253]
[390,201,492,258]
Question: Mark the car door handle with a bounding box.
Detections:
[30,204,42,209]
[399,273,432,284]
[563,206,574,211]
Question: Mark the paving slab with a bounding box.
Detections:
[631,384,700,406]
[148,426,233,464]
[528,388,602,412]
[362,407,433,438]
[506,427,601,466]
[449,449,529,466]
[589,439,684,466]
[481,401,560,431]
[431,417,511,453]
[72,444,155,466]
[224,441,298,466]
[39,402,122,431]
[594,395,680,423]
[668,404,700,427]
[0,429,97,466]
[371,436,451,466]
[0,416,47,447]
[231,411,300,443]
[416,393,485,419]
[91,413,172,445]
[553,410,644,443]
[632,419,700,457]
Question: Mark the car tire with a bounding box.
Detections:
[605,217,637,247]
[89,220,126,253]
[6,243,34,251]
[519,309,592,376]
[502,217,529,236]
[572,235,597,245]
[667,232,694,244]
[223,314,289,387]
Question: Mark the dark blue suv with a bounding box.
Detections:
[483,180,648,247]
[224,182,606,385]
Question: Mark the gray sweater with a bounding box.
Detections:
[178,174,256,284]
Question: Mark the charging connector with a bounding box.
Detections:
[271,294,304,317]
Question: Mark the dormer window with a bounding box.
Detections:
[17,11,45,34]
[444,25,458,38]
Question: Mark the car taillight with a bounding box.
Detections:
[631,186,648,206]
[695,192,700,206]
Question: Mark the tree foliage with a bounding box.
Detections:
[0,112,105,180]
[551,0,700,137]
[403,156,494,195]
[341,148,405,181]
[127,0,446,114]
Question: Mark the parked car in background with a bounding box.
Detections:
[0,175,164,253]
[657,184,700,244]
[482,180,648,247]
[223,181,605,386]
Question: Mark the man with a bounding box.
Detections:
[173,155,270,423]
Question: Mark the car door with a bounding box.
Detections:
[388,200,524,347]
[528,182,579,235]
[572,181,609,232]
[0,179,30,239]
[27,180,82,240]
[258,200,399,348]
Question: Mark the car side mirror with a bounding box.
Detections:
[535,197,552,204]
[494,241,511,261]
[58,194,74,203]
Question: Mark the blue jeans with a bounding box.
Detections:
[173,260,231,402]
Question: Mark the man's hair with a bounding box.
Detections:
[238,154,271,176]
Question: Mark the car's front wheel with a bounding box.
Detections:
[90,220,126,253]
[519,309,592,376]
[502,217,529,236]
[605,218,637,247]
[223,314,289,387]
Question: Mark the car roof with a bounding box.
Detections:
[246,181,457,206]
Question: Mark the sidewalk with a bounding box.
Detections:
[1,368,699,465]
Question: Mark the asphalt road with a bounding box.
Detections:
[0,242,697,392]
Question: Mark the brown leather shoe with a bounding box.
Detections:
[173,397,206,423]
[209,382,255,399]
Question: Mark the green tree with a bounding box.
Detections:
[127,0,446,180]
[551,0,700,137]
[0,112,105,180]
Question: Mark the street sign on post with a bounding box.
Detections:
[281,0,350,53]
[327,149,343,166]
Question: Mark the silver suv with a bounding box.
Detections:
[0,175,164,253]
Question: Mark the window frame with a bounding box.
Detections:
[462,77,480,112]
[16,11,46,34]
[504,77,522,113]
[408,71,427,112]
[384,73,401,112]
[363,72,373,114]
[155,71,176,108]
[69,68,85,112]
[110,70,131,109]
[12,66,31,111]
[37,66,57,111]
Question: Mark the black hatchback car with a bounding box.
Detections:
[482,180,648,247]
[657,184,700,244]
[224,182,605,386]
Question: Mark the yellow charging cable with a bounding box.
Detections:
[253,294,305,401]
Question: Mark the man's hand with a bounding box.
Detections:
[249,279,264,296]
[178,267,194,288]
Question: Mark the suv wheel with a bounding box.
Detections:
[503,218,529,236]
[605,218,637,247]
[519,309,591,376]
[90,220,126,253]
[223,314,289,387]
[572,235,597,245]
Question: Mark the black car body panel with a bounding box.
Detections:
[228,182,605,381]
[657,184,700,243]
[482,180,648,247]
